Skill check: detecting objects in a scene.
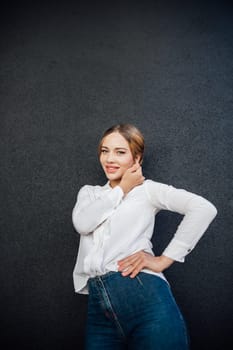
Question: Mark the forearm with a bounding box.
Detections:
[145,180,217,262]
[72,186,124,234]
[162,198,217,262]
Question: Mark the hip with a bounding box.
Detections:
[87,271,174,311]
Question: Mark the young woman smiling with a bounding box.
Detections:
[72,124,217,350]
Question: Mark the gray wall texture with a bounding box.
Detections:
[1,1,232,349]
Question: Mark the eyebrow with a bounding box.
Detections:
[101,146,128,150]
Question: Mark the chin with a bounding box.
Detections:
[106,173,122,181]
[107,175,120,181]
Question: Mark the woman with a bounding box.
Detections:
[72,124,217,350]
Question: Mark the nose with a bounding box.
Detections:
[106,152,115,163]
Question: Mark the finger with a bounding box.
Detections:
[129,259,146,278]
[118,256,141,271]
[122,261,144,278]
[121,264,135,276]
[130,263,144,278]
[134,166,142,174]
[118,252,141,266]
[119,251,150,277]
[120,257,144,276]
[132,161,141,170]
[131,165,140,173]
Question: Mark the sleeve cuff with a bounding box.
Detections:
[162,239,194,263]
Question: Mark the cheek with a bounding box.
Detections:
[99,156,104,166]
[121,155,134,168]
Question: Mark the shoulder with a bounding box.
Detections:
[143,179,177,206]
[143,179,196,200]
[143,179,171,191]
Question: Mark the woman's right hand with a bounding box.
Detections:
[119,162,145,194]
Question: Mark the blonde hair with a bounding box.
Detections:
[98,124,145,164]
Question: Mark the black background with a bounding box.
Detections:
[1,1,232,349]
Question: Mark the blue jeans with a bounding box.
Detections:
[85,271,189,350]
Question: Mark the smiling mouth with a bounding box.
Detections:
[105,166,120,173]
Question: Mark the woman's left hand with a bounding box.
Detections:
[117,251,174,278]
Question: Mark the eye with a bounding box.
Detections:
[101,149,108,154]
[116,151,126,155]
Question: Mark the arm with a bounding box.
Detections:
[118,180,217,277]
[72,163,144,235]
[144,180,217,262]
[72,185,124,235]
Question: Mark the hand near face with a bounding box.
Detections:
[119,160,145,194]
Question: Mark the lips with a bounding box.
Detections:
[105,165,120,173]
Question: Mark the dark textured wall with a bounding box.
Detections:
[1,1,232,349]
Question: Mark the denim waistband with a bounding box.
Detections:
[88,271,119,284]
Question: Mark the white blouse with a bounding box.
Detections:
[72,180,217,294]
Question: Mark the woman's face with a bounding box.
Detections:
[100,132,137,187]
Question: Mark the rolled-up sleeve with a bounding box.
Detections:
[145,180,217,262]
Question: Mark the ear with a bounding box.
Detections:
[135,154,142,165]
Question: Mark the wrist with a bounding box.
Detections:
[150,255,174,273]
[159,255,174,270]
[119,181,129,194]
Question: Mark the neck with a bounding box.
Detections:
[109,180,120,188]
